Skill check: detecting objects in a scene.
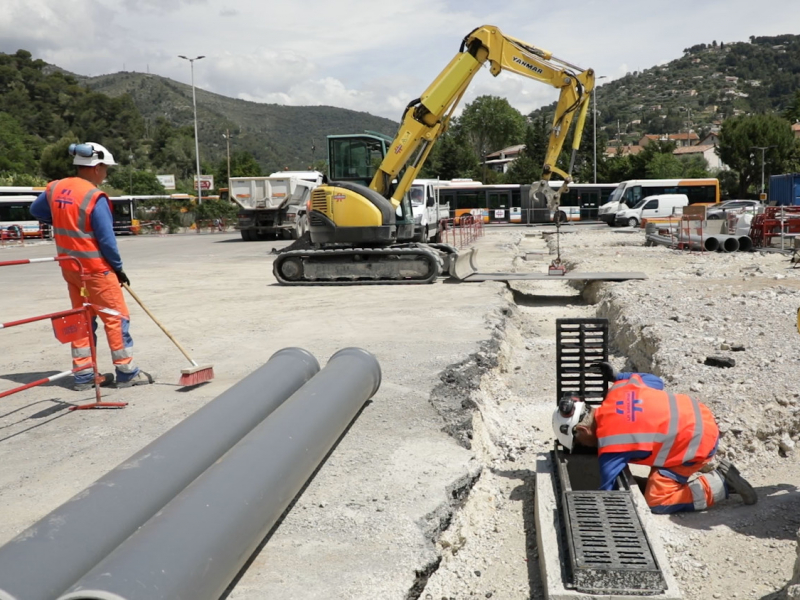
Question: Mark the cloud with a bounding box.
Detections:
[1,0,799,120]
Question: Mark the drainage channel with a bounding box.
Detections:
[412,232,681,599]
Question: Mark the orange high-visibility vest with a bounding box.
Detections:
[46,178,113,273]
[596,375,719,469]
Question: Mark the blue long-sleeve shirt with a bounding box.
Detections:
[31,190,123,272]
[597,371,665,490]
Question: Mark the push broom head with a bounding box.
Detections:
[179,364,214,387]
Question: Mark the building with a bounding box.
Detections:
[604,145,644,157]
[638,133,699,148]
[792,123,800,139]
[673,144,726,170]
[484,144,525,173]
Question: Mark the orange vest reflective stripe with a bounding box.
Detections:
[596,375,719,469]
[46,178,112,273]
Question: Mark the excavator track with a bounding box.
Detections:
[273,246,443,285]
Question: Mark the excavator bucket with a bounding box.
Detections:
[447,247,479,280]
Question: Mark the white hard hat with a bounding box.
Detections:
[552,396,587,451]
[70,142,117,167]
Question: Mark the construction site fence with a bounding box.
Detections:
[438,215,484,248]
[0,256,126,409]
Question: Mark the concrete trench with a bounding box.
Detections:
[413,230,681,599]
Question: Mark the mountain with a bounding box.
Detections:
[81,71,399,174]
[532,33,800,145]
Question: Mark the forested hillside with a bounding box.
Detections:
[533,33,800,144]
[0,49,398,191]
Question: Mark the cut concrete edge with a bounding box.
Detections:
[534,453,682,600]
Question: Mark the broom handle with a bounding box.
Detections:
[123,283,198,367]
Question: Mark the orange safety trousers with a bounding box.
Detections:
[644,457,728,514]
[63,269,139,384]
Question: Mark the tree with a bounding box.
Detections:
[420,118,479,180]
[107,166,166,195]
[39,135,80,180]
[646,153,684,178]
[459,95,526,162]
[717,114,797,196]
[0,112,38,174]
[504,116,549,183]
[213,150,262,186]
[784,90,800,124]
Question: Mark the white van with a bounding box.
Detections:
[396,179,451,242]
[615,194,689,228]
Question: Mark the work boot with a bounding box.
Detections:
[73,373,114,392]
[115,371,155,388]
[717,459,758,505]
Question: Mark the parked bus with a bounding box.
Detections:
[597,178,720,226]
[0,194,137,237]
[0,196,50,238]
[435,181,617,224]
[550,182,619,222]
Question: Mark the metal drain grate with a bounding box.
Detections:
[564,491,666,594]
[556,318,608,405]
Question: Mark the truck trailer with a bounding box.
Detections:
[233,172,323,241]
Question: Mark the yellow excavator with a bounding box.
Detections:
[274,25,595,285]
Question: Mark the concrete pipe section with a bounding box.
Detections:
[59,348,381,600]
[0,348,320,600]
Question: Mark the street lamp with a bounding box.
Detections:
[593,75,607,184]
[222,130,233,188]
[128,151,134,196]
[178,54,205,203]
[751,145,776,198]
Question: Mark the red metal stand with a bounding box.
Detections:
[0,256,127,409]
[438,214,484,248]
[749,206,800,248]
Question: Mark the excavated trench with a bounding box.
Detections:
[407,231,664,599]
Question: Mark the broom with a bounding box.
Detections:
[123,283,214,386]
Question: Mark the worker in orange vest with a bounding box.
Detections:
[31,142,154,391]
[553,365,757,513]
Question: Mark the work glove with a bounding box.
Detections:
[592,361,618,383]
[115,270,131,287]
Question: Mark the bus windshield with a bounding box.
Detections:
[606,184,625,205]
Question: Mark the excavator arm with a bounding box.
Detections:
[371,25,595,210]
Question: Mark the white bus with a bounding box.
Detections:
[598,178,720,226]
[0,195,49,239]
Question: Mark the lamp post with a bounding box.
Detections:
[178,54,205,203]
[128,152,134,195]
[592,75,607,184]
[222,130,232,188]
[751,145,776,198]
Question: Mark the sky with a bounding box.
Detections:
[2,0,799,122]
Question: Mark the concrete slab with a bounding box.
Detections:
[534,453,682,600]
[463,272,648,282]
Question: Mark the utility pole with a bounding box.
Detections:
[223,130,232,187]
[592,75,607,184]
[751,145,776,199]
[179,55,205,204]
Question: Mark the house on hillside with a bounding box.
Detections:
[638,132,699,148]
[605,145,644,158]
[792,123,800,139]
[698,131,720,146]
[484,144,525,173]
[673,145,727,170]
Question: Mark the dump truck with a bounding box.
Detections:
[233,172,323,241]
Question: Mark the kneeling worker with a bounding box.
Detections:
[553,363,757,513]
[31,142,154,391]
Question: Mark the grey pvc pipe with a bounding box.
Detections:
[737,235,753,252]
[59,347,381,600]
[0,348,320,600]
[680,233,719,252]
[710,234,739,253]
